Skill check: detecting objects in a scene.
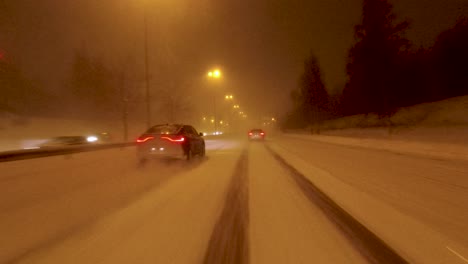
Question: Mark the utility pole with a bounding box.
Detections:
[213,94,217,133]
[144,10,151,129]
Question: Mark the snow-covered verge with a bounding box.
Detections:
[319,95,468,130]
[269,141,468,264]
[285,95,468,161]
[282,132,468,162]
[0,116,146,152]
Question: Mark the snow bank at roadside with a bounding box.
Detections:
[285,95,468,161]
[284,133,468,162]
[318,95,468,130]
[269,142,468,263]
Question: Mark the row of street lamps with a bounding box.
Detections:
[206,69,248,133]
[142,17,244,132]
[141,6,251,135]
[207,69,222,132]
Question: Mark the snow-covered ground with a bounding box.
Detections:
[0,139,243,263]
[248,143,366,263]
[318,95,468,130]
[2,134,468,263]
[287,95,468,162]
[284,130,468,162]
[270,135,468,263]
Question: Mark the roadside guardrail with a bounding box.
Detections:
[0,142,135,162]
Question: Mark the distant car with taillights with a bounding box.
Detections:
[136,124,205,162]
[248,129,265,141]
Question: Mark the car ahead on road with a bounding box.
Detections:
[136,124,205,162]
[248,129,265,141]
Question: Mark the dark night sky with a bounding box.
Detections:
[1,0,467,119]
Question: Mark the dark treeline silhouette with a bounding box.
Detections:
[67,50,119,116]
[285,53,330,129]
[0,57,50,117]
[430,18,468,100]
[283,0,468,129]
[342,0,410,116]
[65,49,143,120]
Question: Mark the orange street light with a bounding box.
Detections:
[208,69,222,79]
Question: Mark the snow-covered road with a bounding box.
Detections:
[1,135,467,263]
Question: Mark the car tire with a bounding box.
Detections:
[199,144,206,157]
[186,149,193,161]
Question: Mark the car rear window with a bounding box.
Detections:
[146,124,181,134]
[251,129,264,133]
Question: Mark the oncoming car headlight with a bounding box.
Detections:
[86,136,99,143]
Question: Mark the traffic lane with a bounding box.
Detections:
[205,135,245,151]
[0,137,237,214]
[17,140,246,264]
[248,142,367,264]
[273,135,468,249]
[203,150,249,264]
[0,147,143,212]
[0,138,245,264]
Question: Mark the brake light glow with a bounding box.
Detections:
[248,132,253,136]
[136,136,154,143]
[161,136,185,142]
[260,132,265,135]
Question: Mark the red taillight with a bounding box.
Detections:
[161,136,185,143]
[136,136,154,143]
[260,132,265,135]
[248,132,253,136]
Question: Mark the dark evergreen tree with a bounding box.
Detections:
[431,17,468,99]
[0,58,47,115]
[342,0,409,116]
[0,60,28,113]
[294,53,330,125]
[68,50,119,116]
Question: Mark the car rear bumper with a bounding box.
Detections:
[137,145,185,160]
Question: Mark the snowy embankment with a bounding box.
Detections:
[288,95,468,161]
[269,141,468,263]
[0,116,146,152]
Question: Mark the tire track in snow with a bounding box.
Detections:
[266,144,408,264]
[203,150,249,264]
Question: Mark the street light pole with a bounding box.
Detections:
[207,69,222,134]
[144,9,151,129]
[213,94,217,133]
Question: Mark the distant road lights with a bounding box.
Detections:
[272,117,276,122]
[203,117,207,121]
[225,94,233,100]
[210,119,215,123]
[220,120,224,125]
[233,104,240,109]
